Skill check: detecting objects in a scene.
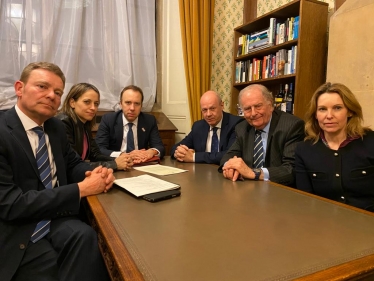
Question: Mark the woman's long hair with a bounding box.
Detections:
[305,82,370,143]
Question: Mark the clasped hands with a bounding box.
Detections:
[129,149,157,164]
[115,153,134,170]
[222,156,256,181]
[79,166,115,197]
[174,144,194,162]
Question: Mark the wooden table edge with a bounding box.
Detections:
[87,195,145,281]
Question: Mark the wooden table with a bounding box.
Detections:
[92,111,177,156]
[86,158,374,281]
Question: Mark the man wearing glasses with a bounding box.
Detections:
[96,85,165,164]
[220,84,304,186]
[171,90,243,164]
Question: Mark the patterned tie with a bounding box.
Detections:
[126,123,135,153]
[31,126,53,243]
[253,130,264,168]
[211,127,219,153]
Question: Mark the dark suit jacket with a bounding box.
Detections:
[220,110,305,186]
[170,111,243,164]
[0,107,90,281]
[57,113,118,170]
[95,111,165,158]
[295,131,374,211]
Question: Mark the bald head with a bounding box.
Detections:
[200,90,224,127]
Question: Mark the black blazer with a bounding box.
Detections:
[95,111,165,158]
[170,111,243,164]
[0,107,90,281]
[57,113,117,170]
[220,110,305,186]
[295,131,374,211]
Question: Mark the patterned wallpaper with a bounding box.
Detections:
[211,0,335,112]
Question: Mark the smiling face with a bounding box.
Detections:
[69,89,100,123]
[316,92,350,139]
[15,68,64,125]
[240,88,273,130]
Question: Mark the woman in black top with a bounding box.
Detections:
[58,83,132,170]
[295,82,374,211]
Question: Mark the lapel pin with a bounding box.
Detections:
[142,127,146,132]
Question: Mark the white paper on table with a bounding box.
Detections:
[133,164,188,176]
[114,174,180,197]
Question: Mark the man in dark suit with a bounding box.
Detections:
[95,85,165,164]
[170,90,243,164]
[221,84,304,186]
[0,62,114,281]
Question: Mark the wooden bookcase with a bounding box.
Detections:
[231,0,328,119]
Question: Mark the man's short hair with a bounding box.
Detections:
[120,85,144,103]
[20,62,66,88]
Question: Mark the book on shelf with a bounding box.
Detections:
[278,23,285,44]
[293,16,299,39]
[250,28,269,38]
[237,36,243,56]
[269,18,276,45]
[292,45,297,73]
[288,17,295,41]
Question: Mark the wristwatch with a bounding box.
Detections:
[252,168,262,181]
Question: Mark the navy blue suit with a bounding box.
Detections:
[95,111,165,158]
[170,111,243,164]
[0,108,109,281]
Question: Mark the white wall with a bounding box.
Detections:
[160,1,190,143]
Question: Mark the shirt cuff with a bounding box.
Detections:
[261,168,270,181]
[150,148,160,157]
[111,151,122,158]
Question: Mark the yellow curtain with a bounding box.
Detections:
[179,0,215,124]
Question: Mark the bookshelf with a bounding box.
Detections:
[231,0,328,119]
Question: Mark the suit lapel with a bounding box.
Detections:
[219,112,229,150]
[137,113,146,148]
[5,108,39,177]
[201,121,210,152]
[265,111,281,165]
[44,120,65,183]
[114,111,124,149]
[246,124,256,165]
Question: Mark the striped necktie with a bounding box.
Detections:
[253,130,264,168]
[30,126,53,243]
[210,127,219,153]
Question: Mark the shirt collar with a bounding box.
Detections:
[210,115,223,131]
[255,116,272,134]
[15,104,43,131]
[122,114,139,127]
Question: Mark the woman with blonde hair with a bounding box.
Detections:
[295,82,374,211]
[57,83,132,170]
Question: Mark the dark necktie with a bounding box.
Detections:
[126,123,135,153]
[31,126,52,243]
[211,127,219,153]
[253,130,264,168]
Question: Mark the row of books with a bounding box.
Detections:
[271,16,299,46]
[237,16,299,57]
[235,46,297,83]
